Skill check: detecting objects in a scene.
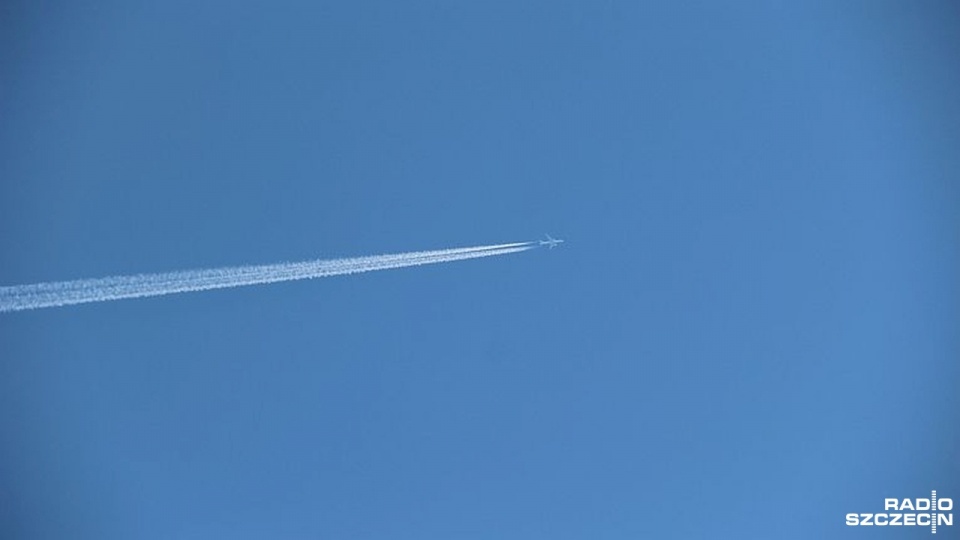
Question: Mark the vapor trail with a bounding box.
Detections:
[0,242,534,313]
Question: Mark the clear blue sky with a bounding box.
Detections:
[1,2,958,538]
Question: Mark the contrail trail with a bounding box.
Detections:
[0,242,535,313]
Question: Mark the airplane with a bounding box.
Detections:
[539,234,565,249]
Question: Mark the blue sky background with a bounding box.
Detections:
[1,1,958,538]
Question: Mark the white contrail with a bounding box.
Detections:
[0,242,535,313]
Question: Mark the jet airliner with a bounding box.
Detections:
[539,234,565,249]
